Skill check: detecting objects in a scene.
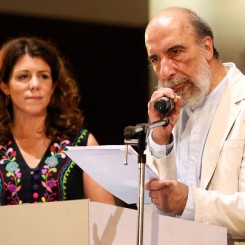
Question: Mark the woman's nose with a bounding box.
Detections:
[29,76,40,90]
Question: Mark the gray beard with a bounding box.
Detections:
[158,59,211,109]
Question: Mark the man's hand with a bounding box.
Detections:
[145,179,188,214]
[148,88,181,145]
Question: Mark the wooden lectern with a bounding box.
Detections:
[0,200,227,245]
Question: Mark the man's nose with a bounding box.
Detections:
[158,58,175,80]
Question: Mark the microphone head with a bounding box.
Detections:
[154,97,174,115]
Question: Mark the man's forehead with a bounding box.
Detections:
[153,15,173,27]
[146,13,195,43]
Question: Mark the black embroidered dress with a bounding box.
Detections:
[0,129,89,205]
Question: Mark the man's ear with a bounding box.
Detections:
[0,82,10,95]
[202,36,213,61]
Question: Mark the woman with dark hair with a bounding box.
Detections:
[0,36,115,205]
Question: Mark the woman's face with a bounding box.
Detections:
[1,54,56,118]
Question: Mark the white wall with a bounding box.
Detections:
[0,0,148,27]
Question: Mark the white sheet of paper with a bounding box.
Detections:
[65,145,158,204]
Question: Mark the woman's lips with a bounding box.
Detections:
[26,96,42,100]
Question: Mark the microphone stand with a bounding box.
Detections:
[124,117,169,245]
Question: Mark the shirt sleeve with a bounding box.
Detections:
[148,131,174,159]
[179,186,195,221]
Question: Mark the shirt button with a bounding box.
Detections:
[191,155,197,161]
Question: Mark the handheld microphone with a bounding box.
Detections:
[154,96,174,115]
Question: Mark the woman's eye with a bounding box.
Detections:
[40,72,52,80]
[17,74,28,80]
[41,74,49,79]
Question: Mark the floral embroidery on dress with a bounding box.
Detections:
[40,136,70,202]
[0,142,22,205]
[0,129,88,205]
[59,129,88,200]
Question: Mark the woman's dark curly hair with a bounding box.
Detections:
[0,36,84,145]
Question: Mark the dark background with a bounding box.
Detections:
[0,13,149,145]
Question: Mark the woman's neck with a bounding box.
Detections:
[11,114,46,139]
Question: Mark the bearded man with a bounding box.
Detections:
[145,7,245,244]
